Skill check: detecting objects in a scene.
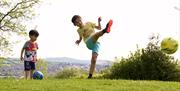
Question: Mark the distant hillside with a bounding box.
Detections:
[2,57,112,65]
[0,57,113,78]
[45,57,112,65]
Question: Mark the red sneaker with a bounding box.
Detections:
[105,19,113,33]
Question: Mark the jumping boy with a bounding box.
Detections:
[71,15,113,78]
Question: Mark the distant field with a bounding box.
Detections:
[0,79,179,91]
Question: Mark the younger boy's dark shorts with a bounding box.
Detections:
[24,61,36,71]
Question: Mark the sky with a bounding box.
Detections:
[12,0,180,61]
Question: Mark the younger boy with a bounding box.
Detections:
[20,30,39,79]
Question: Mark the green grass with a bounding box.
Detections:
[0,78,179,91]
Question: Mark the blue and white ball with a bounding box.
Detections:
[33,71,44,80]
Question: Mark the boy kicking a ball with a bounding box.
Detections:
[71,15,113,78]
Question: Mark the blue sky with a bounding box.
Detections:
[13,0,180,61]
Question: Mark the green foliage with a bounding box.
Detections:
[105,35,180,81]
[98,67,111,79]
[0,0,40,57]
[54,67,87,79]
[36,58,48,79]
[0,57,6,67]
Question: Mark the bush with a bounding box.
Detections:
[36,58,48,79]
[54,67,86,79]
[105,35,180,81]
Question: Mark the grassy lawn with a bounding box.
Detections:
[0,79,179,91]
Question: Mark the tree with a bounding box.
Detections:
[0,0,40,57]
[174,6,180,11]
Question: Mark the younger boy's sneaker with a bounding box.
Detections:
[105,19,113,33]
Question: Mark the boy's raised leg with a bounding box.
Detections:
[92,19,113,43]
[103,19,113,33]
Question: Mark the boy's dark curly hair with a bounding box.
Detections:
[71,15,81,24]
[29,30,39,37]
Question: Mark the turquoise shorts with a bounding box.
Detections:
[85,37,100,54]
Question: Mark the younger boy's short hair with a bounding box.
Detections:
[71,15,81,24]
[29,30,39,37]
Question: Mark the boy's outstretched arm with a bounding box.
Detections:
[95,17,101,30]
[75,35,82,45]
[20,48,25,61]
